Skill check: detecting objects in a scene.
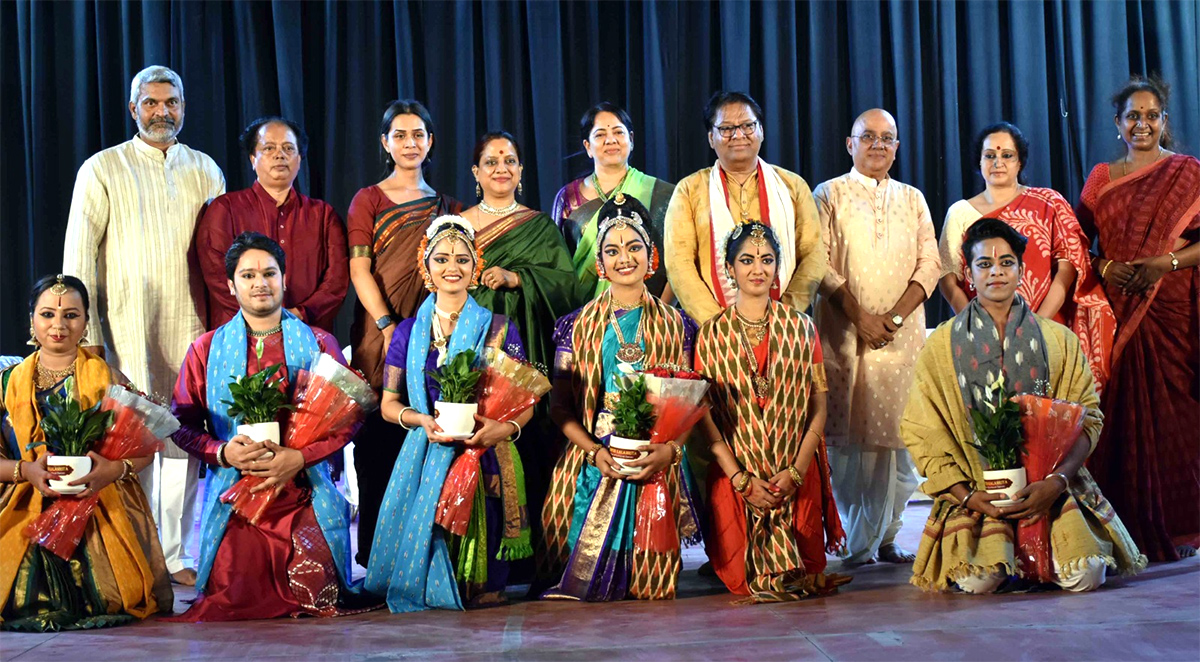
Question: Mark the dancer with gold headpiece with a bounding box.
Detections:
[364,216,534,612]
[539,194,703,601]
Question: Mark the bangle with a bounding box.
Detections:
[733,471,752,493]
[585,446,600,467]
[121,459,136,481]
[961,489,976,511]
[787,464,804,486]
[12,460,25,483]
[397,407,416,430]
[508,420,522,441]
[667,441,683,466]
[1100,259,1113,279]
[216,443,230,468]
[1048,472,1070,491]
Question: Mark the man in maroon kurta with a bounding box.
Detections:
[194,116,349,331]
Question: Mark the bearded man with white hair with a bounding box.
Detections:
[63,64,225,586]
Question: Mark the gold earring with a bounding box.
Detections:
[475,182,482,199]
[26,324,39,347]
[595,257,607,281]
[727,272,739,290]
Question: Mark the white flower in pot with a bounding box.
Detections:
[425,349,482,440]
[221,363,293,449]
[32,389,114,495]
[607,375,656,477]
[968,375,1027,507]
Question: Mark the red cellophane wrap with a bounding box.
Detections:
[634,367,710,554]
[220,354,378,524]
[24,385,176,559]
[436,348,550,535]
[1012,394,1086,583]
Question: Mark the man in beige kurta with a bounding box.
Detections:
[813,109,940,565]
[665,91,825,323]
[63,66,225,585]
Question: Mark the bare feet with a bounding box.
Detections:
[171,568,198,586]
[876,544,916,564]
[1176,545,1198,559]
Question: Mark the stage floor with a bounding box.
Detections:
[3,501,1198,661]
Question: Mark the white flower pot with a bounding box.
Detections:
[237,422,281,445]
[47,455,92,495]
[608,435,649,477]
[982,467,1027,507]
[434,402,478,440]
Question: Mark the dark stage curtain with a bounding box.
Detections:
[2,0,1197,354]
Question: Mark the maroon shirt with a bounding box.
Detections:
[195,181,349,332]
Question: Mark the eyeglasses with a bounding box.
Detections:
[713,121,760,139]
[852,133,898,147]
[259,143,299,157]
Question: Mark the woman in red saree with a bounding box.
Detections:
[939,122,1115,391]
[1076,77,1200,562]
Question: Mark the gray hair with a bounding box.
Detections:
[129,65,184,105]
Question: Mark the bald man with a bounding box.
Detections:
[812,109,941,565]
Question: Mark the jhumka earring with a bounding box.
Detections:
[726,270,739,289]
[475,182,482,199]
[422,268,436,292]
[595,257,608,281]
[26,324,39,347]
[517,180,524,196]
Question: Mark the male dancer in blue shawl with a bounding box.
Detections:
[167,232,378,621]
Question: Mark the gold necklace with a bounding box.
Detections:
[611,288,645,310]
[35,361,75,390]
[734,306,772,399]
[734,308,768,346]
[247,323,282,360]
[609,308,645,365]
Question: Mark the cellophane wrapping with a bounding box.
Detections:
[436,349,550,536]
[24,385,176,559]
[220,354,378,524]
[634,368,710,554]
[1012,394,1086,583]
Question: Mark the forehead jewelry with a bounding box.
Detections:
[748,225,769,248]
[50,273,69,307]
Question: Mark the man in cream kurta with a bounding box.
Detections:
[813,109,940,565]
[63,66,225,585]
[665,91,825,323]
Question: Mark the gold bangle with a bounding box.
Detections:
[787,464,804,486]
[12,460,25,483]
[585,446,599,467]
[1100,259,1113,279]
[349,245,372,259]
[667,441,683,466]
[733,471,752,493]
[121,459,136,481]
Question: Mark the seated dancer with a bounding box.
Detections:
[540,194,703,601]
[363,217,531,611]
[901,220,1146,594]
[167,233,376,621]
[696,223,849,603]
[1,275,172,630]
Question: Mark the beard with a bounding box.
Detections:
[137,115,182,143]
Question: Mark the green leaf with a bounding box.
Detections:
[425,349,482,404]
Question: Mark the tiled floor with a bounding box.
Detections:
[3,501,1198,661]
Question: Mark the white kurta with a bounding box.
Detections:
[63,136,225,458]
[812,168,940,563]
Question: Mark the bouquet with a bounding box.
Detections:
[634,365,710,554]
[24,385,178,559]
[435,348,550,543]
[1012,394,1086,583]
[220,354,378,524]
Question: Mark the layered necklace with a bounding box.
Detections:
[591,168,629,204]
[609,290,646,365]
[431,304,462,364]
[479,199,520,216]
[248,323,283,360]
[35,359,75,391]
[734,303,772,400]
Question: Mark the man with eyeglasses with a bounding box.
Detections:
[664,91,825,323]
[194,116,349,332]
[64,65,226,587]
[812,108,940,566]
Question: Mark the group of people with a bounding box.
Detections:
[0,64,1195,629]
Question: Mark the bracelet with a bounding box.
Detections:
[961,489,976,511]
[216,442,230,468]
[1169,251,1180,271]
[508,420,522,441]
[1048,472,1070,490]
[585,446,600,467]
[1100,259,1113,280]
[121,459,136,481]
[12,459,25,483]
[733,471,752,493]
[667,441,683,466]
[787,464,804,486]
[397,407,416,431]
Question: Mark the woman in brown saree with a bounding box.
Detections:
[1076,76,1200,562]
[348,100,461,564]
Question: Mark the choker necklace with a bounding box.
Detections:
[611,289,645,310]
[248,323,282,360]
[735,308,769,346]
[479,199,520,216]
[35,361,75,390]
[435,305,462,322]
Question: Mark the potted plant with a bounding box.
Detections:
[31,388,114,495]
[968,375,1027,507]
[426,349,483,439]
[222,363,293,446]
[607,375,657,477]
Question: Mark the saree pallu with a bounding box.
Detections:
[539,292,699,600]
[901,318,1145,590]
[552,169,675,298]
[0,352,172,630]
[696,304,846,602]
[947,188,1116,391]
[1078,155,1200,562]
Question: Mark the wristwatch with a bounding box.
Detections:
[375,315,395,331]
[890,313,904,327]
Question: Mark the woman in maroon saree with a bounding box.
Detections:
[1076,76,1200,562]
